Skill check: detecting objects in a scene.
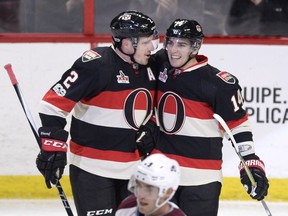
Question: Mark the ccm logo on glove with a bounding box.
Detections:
[42,138,68,152]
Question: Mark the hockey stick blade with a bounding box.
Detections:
[4,64,74,216]
[213,113,272,216]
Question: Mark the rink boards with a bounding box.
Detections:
[0,176,287,202]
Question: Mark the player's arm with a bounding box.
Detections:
[213,71,269,201]
[228,117,269,201]
[36,53,106,188]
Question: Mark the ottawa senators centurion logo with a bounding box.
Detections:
[82,50,101,62]
[216,71,236,84]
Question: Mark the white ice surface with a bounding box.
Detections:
[0,199,287,216]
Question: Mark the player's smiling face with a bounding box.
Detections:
[165,37,194,68]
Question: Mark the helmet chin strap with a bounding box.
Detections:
[117,37,140,65]
[145,197,167,215]
[177,55,193,69]
[145,191,174,215]
[118,46,137,62]
[175,49,198,70]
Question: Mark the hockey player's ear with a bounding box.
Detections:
[160,187,174,204]
[121,38,134,54]
[166,188,174,197]
[161,188,173,199]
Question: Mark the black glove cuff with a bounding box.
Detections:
[243,153,260,161]
[39,127,69,142]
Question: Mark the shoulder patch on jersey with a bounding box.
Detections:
[216,71,236,84]
[82,50,101,62]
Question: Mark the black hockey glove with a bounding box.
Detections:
[36,127,69,189]
[136,120,159,158]
[239,154,269,201]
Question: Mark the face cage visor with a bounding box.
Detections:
[151,29,160,51]
[164,36,202,54]
[131,29,159,50]
[134,181,160,200]
[114,29,159,51]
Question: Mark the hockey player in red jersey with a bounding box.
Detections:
[116,153,186,216]
[153,19,269,216]
[35,10,159,216]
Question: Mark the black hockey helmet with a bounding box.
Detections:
[110,10,157,44]
[165,19,204,68]
[166,19,204,40]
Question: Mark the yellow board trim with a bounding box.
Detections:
[0,176,287,201]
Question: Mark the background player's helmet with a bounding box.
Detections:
[128,153,180,198]
[164,19,204,52]
[110,10,158,48]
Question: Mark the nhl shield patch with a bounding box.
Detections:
[82,50,101,62]
[216,71,236,84]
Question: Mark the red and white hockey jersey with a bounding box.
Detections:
[39,46,157,179]
[154,51,254,186]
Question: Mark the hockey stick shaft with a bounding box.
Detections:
[213,113,272,216]
[154,107,159,127]
[4,64,74,216]
[136,110,153,143]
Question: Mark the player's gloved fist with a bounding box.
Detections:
[36,127,69,189]
[239,154,269,201]
[136,120,159,157]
